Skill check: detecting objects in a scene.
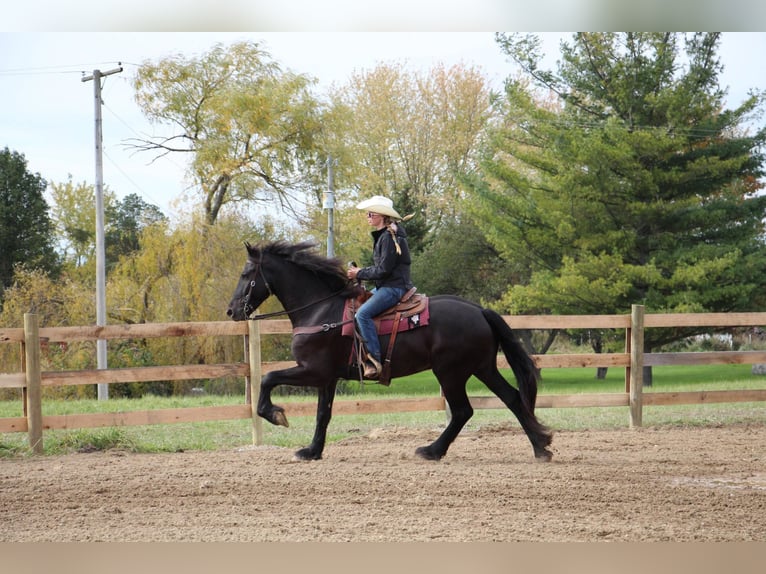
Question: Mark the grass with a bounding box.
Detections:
[1,364,764,457]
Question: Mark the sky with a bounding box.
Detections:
[1,31,765,220]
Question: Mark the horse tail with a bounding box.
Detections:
[482,308,539,414]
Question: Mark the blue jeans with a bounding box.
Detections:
[355,286,406,361]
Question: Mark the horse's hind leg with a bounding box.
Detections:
[415,373,473,461]
[477,367,553,461]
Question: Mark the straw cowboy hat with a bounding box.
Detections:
[356,195,403,220]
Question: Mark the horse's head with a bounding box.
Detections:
[227,240,353,321]
[227,242,273,321]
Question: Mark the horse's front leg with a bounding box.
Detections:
[258,365,323,427]
[256,369,293,427]
[256,365,338,460]
[294,380,338,461]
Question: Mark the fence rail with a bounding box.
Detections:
[2,305,766,453]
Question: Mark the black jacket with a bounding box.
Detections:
[356,223,414,291]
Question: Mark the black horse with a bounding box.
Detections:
[227,240,553,462]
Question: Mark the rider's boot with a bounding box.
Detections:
[363,353,382,379]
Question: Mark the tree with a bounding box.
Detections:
[105,211,293,396]
[50,179,166,280]
[412,216,517,303]
[105,193,166,265]
[0,148,59,302]
[466,33,766,381]
[0,266,98,400]
[131,41,324,226]
[49,177,112,276]
[326,62,496,256]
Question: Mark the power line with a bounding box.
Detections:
[101,148,161,205]
[0,62,124,76]
[100,99,189,209]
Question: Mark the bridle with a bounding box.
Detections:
[240,253,352,322]
[242,257,273,318]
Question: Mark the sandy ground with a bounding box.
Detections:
[1,422,765,542]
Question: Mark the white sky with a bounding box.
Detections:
[1,32,765,219]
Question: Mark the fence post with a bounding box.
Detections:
[23,313,44,454]
[629,304,644,428]
[248,318,263,446]
[624,324,631,393]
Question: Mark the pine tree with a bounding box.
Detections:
[467,33,766,360]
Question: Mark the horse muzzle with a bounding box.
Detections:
[227,302,248,321]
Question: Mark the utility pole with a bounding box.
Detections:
[323,157,336,258]
[82,64,122,401]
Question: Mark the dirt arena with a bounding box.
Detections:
[1,422,764,542]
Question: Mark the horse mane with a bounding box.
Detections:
[249,240,354,294]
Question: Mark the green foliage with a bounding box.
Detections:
[48,177,112,278]
[0,440,26,458]
[412,216,518,303]
[0,148,60,301]
[0,266,95,327]
[102,210,295,396]
[49,427,138,454]
[468,33,766,351]
[0,264,101,400]
[105,192,167,268]
[49,180,165,284]
[0,208,287,399]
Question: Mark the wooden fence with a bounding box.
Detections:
[2,305,766,453]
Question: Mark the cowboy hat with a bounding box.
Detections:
[356,195,402,220]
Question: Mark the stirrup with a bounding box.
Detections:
[363,356,382,379]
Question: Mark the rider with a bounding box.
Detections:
[347,195,414,379]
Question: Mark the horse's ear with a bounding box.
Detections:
[244,241,255,255]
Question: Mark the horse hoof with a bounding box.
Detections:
[273,409,289,428]
[293,447,321,461]
[534,448,553,462]
[415,446,442,461]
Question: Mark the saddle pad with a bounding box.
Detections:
[341,297,430,338]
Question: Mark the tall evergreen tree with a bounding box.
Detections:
[466,33,766,359]
[0,148,59,302]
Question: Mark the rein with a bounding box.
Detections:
[247,286,351,321]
